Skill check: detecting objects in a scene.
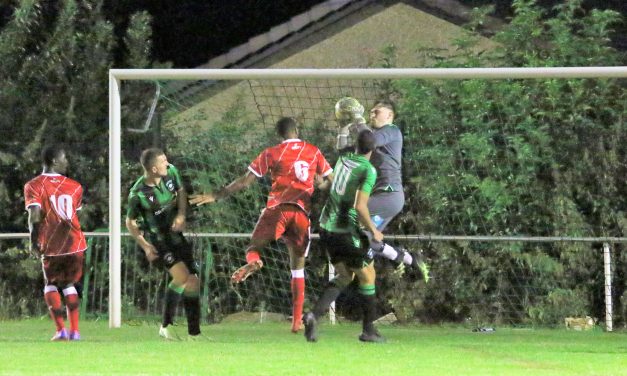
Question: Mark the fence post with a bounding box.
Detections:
[603,243,612,332]
[80,237,94,318]
[329,262,336,325]
[202,241,214,322]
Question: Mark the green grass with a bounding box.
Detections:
[1,319,625,375]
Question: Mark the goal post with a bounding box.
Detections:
[109,67,627,329]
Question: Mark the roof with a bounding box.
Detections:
[158,0,497,138]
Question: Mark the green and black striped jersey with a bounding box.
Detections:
[319,153,377,234]
[127,164,183,238]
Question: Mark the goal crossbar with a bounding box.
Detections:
[110,67,627,80]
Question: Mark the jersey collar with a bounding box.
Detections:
[282,138,301,143]
[41,173,63,176]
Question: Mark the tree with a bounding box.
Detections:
[388,0,625,325]
[0,0,158,232]
[0,0,159,318]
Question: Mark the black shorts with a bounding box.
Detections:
[319,229,373,270]
[148,232,198,274]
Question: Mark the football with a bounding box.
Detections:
[334,97,364,123]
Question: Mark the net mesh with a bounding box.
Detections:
[163,78,383,323]
[115,76,625,327]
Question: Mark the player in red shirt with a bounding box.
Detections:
[190,117,332,332]
[24,145,87,341]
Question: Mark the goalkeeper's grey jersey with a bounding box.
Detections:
[371,123,403,192]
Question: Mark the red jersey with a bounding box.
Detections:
[24,173,87,257]
[249,139,332,213]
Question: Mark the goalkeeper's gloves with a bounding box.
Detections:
[336,119,371,150]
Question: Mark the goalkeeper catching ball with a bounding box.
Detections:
[333,97,430,282]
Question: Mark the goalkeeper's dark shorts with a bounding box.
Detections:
[319,229,373,270]
[148,232,199,275]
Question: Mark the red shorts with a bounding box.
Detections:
[252,205,311,256]
[42,252,84,285]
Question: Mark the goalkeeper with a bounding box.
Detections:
[334,97,429,282]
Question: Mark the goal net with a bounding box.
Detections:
[109,68,626,330]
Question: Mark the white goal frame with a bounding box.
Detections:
[109,67,627,328]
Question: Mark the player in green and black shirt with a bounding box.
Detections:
[126,148,201,339]
[304,131,386,343]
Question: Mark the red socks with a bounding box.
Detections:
[290,269,305,333]
[44,285,80,333]
[63,286,80,333]
[246,251,305,333]
[44,286,65,331]
[246,250,261,264]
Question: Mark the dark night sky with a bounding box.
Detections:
[1,0,625,67]
[107,0,330,67]
[131,0,626,67]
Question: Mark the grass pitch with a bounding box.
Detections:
[1,319,625,375]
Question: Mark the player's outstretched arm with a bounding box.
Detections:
[189,171,257,206]
[188,192,217,206]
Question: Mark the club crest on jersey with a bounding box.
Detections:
[166,180,174,191]
[148,195,155,203]
[293,161,310,182]
[367,248,375,260]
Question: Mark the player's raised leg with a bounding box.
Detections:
[365,192,430,282]
[231,225,273,283]
[366,192,411,263]
[372,239,430,283]
[231,244,264,283]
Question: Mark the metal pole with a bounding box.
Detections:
[329,263,336,325]
[109,72,122,328]
[110,67,627,81]
[603,243,612,332]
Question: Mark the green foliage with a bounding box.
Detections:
[168,94,270,233]
[0,0,156,233]
[0,242,44,319]
[528,288,590,326]
[1,0,624,327]
[0,0,159,318]
[380,0,625,325]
